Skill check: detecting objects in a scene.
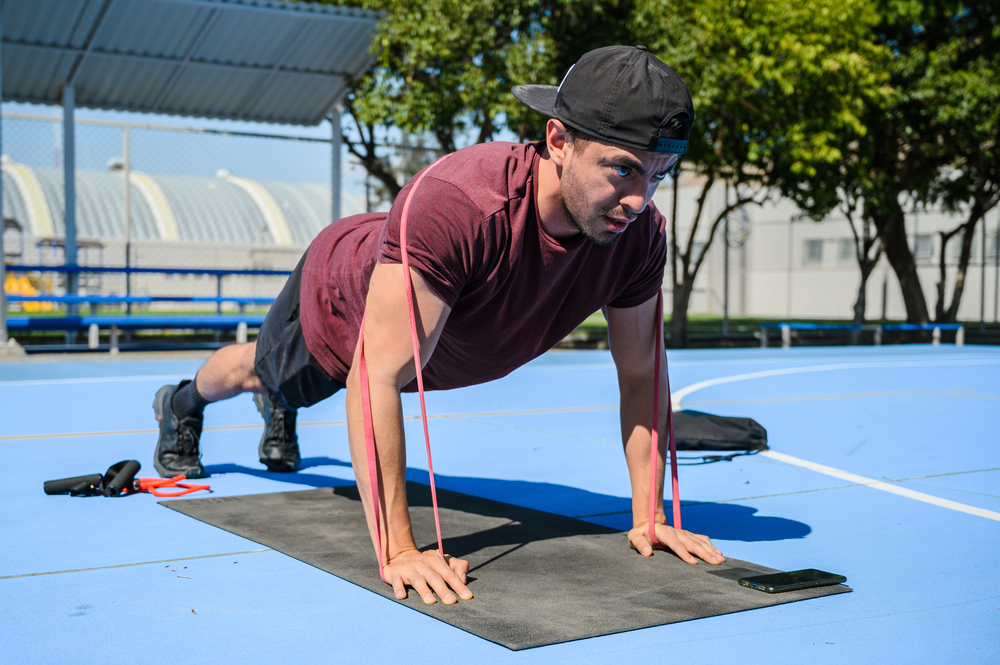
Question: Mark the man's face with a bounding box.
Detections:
[558,138,678,246]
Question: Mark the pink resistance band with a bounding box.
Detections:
[357,154,681,583]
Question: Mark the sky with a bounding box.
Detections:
[1,100,372,213]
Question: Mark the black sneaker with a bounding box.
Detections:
[152,382,206,479]
[254,392,300,472]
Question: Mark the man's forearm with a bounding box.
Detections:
[619,375,669,527]
[346,367,418,564]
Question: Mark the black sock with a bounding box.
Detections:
[171,379,210,419]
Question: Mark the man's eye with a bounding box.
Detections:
[612,165,631,177]
[652,171,668,181]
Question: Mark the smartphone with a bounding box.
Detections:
[738,569,846,593]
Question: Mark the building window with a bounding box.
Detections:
[989,231,999,261]
[839,238,855,264]
[913,234,934,264]
[804,239,823,266]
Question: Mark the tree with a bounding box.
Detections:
[634,0,891,346]
[327,0,639,200]
[831,0,999,325]
[921,2,999,322]
[842,184,884,325]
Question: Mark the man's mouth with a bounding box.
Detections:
[603,216,632,233]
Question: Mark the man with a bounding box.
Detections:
[152,45,725,605]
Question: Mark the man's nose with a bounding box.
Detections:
[619,183,650,216]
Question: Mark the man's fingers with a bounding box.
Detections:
[410,577,437,605]
[627,530,654,557]
[391,576,408,600]
[447,554,470,579]
[655,524,725,565]
[628,523,725,565]
[385,551,473,603]
[657,526,700,564]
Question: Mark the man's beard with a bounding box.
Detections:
[558,164,624,247]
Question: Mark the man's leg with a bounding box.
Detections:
[194,341,302,472]
[153,342,263,479]
[194,341,263,401]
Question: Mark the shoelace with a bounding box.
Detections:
[358,154,681,583]
[176,418,201,457]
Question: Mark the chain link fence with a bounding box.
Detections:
[654,177,1000,333]
[2,112,358,315]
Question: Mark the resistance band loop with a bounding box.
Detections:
[359,153,680,581]
[357,154,452,582]
[648,290,681,547]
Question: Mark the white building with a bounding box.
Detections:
[652,175,1000,323]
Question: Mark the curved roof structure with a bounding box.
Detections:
[1,0,381,125]
[1,159,362,246]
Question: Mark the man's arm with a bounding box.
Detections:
[606,295,725,565]
[345,262,473,604]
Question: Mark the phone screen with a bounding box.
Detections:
[738,569,846,593]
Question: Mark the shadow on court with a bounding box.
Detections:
[203,456,811,543]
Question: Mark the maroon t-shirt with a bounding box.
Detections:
[300,141,666,391]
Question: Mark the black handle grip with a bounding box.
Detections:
[44,474,103,496]
[102,460,141,497]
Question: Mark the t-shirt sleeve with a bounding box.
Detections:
[607,207,668,309]
[377,175,490,307]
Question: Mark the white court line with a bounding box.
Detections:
[674,359,1000,522]
[761,450,1000,522]
[672,358,1000,407]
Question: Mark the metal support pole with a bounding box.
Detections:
[994,215,999,323]
[330,108,341,223]
[781,324,791,349]
[123,126,132,314]
[63,83,78,321]
[980,215,987,331]
[216,274,223,315]
[881,274,888,321]
[723,210,730,337]
[0,9,6,346]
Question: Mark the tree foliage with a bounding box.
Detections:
[633,0,891,345]
[324,0,636,201]
[321,0,995,329]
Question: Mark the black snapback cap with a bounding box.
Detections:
[512,45,693,155]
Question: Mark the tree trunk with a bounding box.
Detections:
[668,280,693,348]
[943,215,981,322]
[868,205,929,323]
[852,262,875,325]
[934,226,962,321]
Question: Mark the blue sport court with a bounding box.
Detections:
[1,344,998,663]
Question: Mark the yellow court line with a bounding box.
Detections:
[1,549,272,580]
[0,405,620,442]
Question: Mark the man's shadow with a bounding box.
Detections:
[204,456,811,544]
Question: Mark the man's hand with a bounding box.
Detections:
[628,522,726,565]
[383,549,474,605]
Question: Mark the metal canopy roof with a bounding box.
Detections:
[0,0,381,125]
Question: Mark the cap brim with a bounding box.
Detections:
[511,84,558,116]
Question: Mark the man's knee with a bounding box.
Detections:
[237,341,265,392]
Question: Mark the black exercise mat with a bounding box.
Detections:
[161,484,850,650]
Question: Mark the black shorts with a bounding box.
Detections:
[254,251,345,410]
